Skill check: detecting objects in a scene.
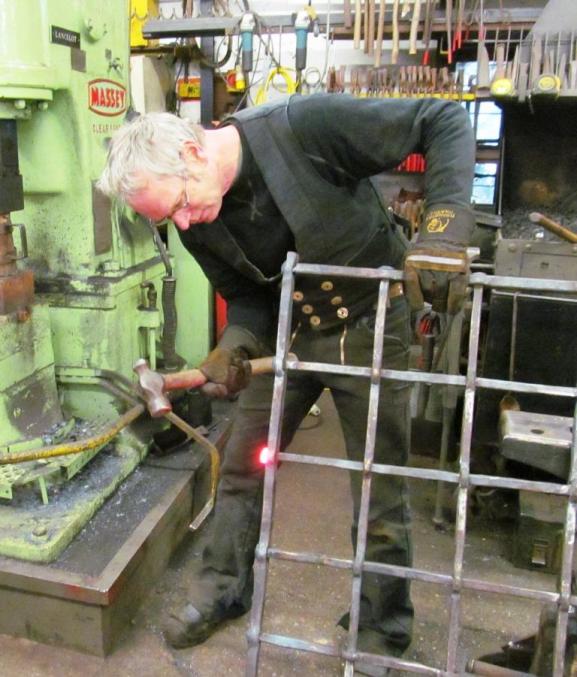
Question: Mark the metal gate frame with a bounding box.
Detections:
[246,251,577,676]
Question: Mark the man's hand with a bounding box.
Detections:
[199,346,252,399]
[404,240,470,314]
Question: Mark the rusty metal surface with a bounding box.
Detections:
[0,269,33,315]
[0,216,33,314]
[245,258,577,676]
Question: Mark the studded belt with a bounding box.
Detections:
[292,277,404,331]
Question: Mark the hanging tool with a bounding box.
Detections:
[294,4,317,85]
[517,61,529,102]
[529,35,543,89]
[454,0,464,51]
[374,0,386,66]
[239,12,256,76]
[368,0,376,56]
[490,42,513,96]
[445,0,453,63]
[422,0,434,65]
[532,37,561,96]
[570,59,577,91]
[570,31,577,91]
[476,17,490,90]
[409,0,421,55]
[344,0,353,28]
[392,0,400,64]
[363,0,370,53]
[354,0,362,49]
[557,51,567,92]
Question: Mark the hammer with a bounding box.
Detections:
[134,356,278,417]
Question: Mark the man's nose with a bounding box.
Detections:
[172,213,190,231]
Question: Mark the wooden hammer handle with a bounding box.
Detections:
[162,356,276,392]
[529,212,577,244]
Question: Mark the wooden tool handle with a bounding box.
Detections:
[163,368,207,391]
[162,356,283,392]
[529,212,577,244]
[363,0,370,53]
[409,0,421,55]
[392,0,400,64]
[354,0,362,49]
[374,0,385,67]
[344,0,353,28]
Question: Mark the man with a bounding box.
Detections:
[99,93,474,675]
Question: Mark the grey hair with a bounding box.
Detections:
[97,112,205,199]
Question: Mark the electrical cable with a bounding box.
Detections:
[199,33,234,69]
[317,0,333,90]
[255,17,282,70]
[255,66,297,104]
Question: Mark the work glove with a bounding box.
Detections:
[198,324,262,399]
[199,346,251,400]
[404,205,474,315]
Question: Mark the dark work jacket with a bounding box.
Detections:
[178,94,475,341]
[228,99,407,270]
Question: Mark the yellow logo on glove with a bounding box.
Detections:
[425,208,455,234]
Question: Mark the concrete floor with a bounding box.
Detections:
[0,391,558,676]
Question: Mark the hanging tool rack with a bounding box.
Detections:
[142,5,542,55]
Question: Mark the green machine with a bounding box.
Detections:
[0,0,211,563]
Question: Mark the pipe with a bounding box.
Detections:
[0,403,145,465]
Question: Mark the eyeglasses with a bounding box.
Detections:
[149,175,189,227]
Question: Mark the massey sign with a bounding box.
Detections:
[88,79,127,117]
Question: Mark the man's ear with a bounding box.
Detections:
[181,140,207,166]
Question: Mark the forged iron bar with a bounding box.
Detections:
[286,360,577,399]
[344,277,390,676]
[281,452,572,496]
[553,397,577,675]
[267,547,561,603]
[246,253,297,676]
[447,283,484,672]
[246,261,577,676]
[294,262,403,280]
[290,262,577,295]
[355,650,442,675]
[470,272,577,294]
[260,632,339,657]
[281,451,458,482]
[259,632,442,675]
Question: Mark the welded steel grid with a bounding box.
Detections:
[246,252,577,676]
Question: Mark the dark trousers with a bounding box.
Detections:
[195,297,414,650]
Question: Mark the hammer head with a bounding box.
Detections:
[133,359,172,417]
